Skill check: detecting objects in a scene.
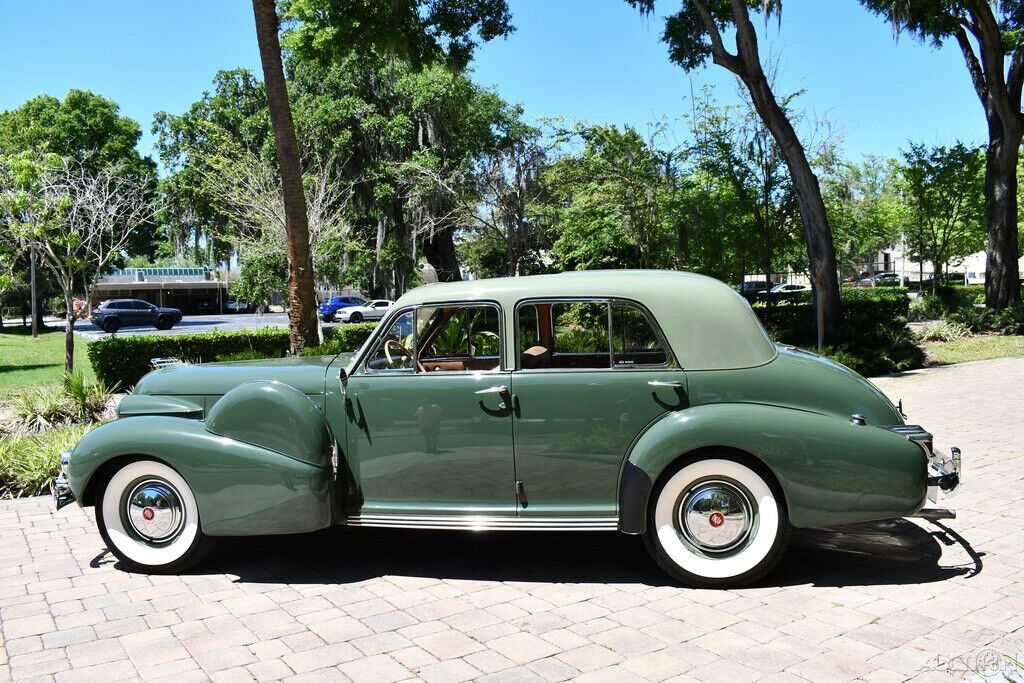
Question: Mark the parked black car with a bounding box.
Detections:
[90,299,182,333]
[738,280,771,301]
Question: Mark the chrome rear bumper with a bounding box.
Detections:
[926,446,961,503]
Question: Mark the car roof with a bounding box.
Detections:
[395,270,776,370]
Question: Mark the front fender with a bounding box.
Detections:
[620,403,927,532]
[68,416,331,536]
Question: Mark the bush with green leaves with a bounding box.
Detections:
[907,295,946,322]
[3,372,114,433]
[994,304,1024,336]
[0,424,91,498]
[947,306,994,333]
[89,324,380,388]
[918,321,972,342]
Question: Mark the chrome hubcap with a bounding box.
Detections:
[678,480,753,552]
[126,479,184,543]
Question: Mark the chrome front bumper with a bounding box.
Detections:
[926,446,961,503]
[52,450,75,510]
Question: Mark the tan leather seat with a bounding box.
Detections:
[520,346,551,369]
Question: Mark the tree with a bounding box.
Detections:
[860,1,1021,309]
[0,155,158,372]
[252,0,320,352]
[231,239,289,312]
[821,155,909,276]
[688,86,804,287]
[901,142,986,290]
[629,0,842,346]
[538,124,678,271]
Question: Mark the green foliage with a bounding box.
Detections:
[918,321,971,342]
[755,290,923,375]
[994,304,1024,336]
[900,142,986,281]
[947,306,995,333]
[230,242,288,310]
[0,424,92,498]
[300,322,378,356]
[2,371,111,433]
[908,295,946,322]
[282,0,514,70]
[87,328,291,389]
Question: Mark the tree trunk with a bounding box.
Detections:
[251,0,320,352]
[64,292,75,374]
[743,77,841,344]
[421,230,463,283]
[983,131,1022,308]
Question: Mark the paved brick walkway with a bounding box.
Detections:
[2,358,1023,682]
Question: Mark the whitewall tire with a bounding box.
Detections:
[644,455,790,588]
[96,460,214,574]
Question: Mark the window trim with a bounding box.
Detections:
[513,296,678,373]
[357,300,506,377]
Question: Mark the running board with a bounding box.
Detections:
[912,508,957,521]
[345,515,619,531]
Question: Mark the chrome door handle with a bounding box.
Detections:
[474,385,509,395]
[648,380,684,388]
[475,385,509,410]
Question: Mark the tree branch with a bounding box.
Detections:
[691,0,742,75]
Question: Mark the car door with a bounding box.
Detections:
[367,300,391,320]
[510,299,687,518]
[343,303,515,517]
[115,301,137,325]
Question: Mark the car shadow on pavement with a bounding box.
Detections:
[162,517,980,589]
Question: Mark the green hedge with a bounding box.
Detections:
[753,290,922,375]
[88,323,378,389]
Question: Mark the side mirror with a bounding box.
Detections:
[338,368,348,383]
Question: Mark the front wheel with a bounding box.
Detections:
[155,316,173,330]
[96,460,215,574]
[644,456,790,588]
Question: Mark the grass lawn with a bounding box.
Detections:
[925,335,1024,365]
[0,326,94,395]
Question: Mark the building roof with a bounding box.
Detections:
[395,270,777,370]
[97,267,220,285]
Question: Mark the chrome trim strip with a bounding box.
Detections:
[345,515,619,531]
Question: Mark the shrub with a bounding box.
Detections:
[88,328,291,389]
[755,289,923,375]
[907,296,946,322]
[0,424,91,498]
[62,371,115,423]
[947,306,994,333]
[4,384,73,433]
[994,304,1024,336]
[918,321,971,342]
[88,323,380,389]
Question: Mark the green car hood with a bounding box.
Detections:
[134,354,353,396]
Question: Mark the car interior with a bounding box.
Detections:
[365,300,669,373]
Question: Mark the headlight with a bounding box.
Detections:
[60,450,72,478]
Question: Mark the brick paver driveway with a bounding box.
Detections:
[2,358,1023,682]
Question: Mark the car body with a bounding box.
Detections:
[226,299,253,314]
[737,280,770,301]
[318,295,367,322]
[89,299,183,333]
[57,271,960,586]
[336,299,393,323]
[768,283,811,297]
[872,272,901,286]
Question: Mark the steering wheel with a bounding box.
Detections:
[383,339,425,372]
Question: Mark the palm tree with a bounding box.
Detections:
[251,0,319,351]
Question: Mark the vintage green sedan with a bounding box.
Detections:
[54,271,960,587]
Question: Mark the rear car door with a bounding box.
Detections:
[510,299,686,518]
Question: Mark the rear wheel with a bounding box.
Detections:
[155,316,173,330]
[644,455,790,588]
[101,317,120,333]
[96,460,215,574]
[348,311,363,323]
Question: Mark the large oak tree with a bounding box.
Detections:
[629,0,842,345]
[860,0,1022,309]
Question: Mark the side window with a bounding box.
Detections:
[365,311,416,372]
[416,304,501,373]
[552,302,610,361]
[611,304,668,367]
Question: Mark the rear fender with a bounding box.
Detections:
[619,403,927,532]
[68,416,331,536]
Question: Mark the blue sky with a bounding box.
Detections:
[0,1,981,167]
